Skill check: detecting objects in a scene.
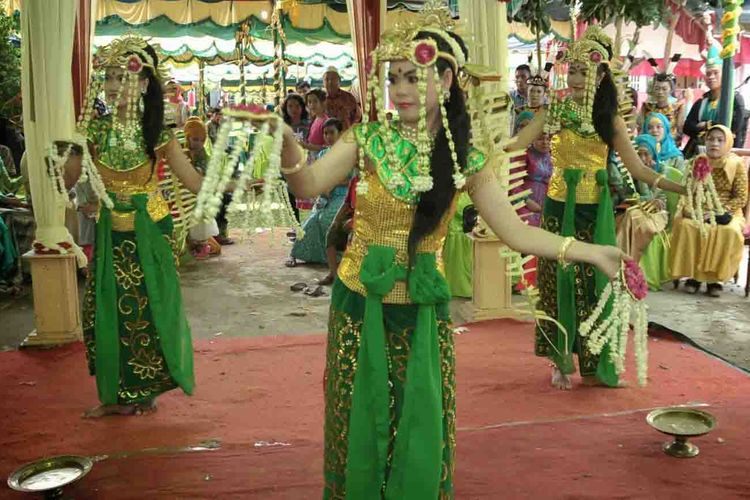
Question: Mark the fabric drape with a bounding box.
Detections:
[21,0,85,265]
[347,0,385,119]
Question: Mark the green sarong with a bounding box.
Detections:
[323,248,456,499]
[82,193,195,405]
[535,169,619,386]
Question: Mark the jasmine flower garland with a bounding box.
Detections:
[579,260,650,386]
[193,119,241,222]
[684,154,723,238]
[194,105,301,236]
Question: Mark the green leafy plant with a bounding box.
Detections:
[0,0,20,118]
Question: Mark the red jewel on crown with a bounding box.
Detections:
[414,42,437,66]
[693,156,711,182]
[590,52,602,63]
[623,260,648,301]
[126,55,143,73]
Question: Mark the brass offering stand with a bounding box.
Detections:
[7,455,92,499]
[646,407,717,458]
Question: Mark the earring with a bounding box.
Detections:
[443,89,451,102]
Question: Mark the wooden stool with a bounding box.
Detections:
[21,251,82,346]
[458,233,524,322]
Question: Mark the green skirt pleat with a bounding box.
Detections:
[535,196,618,384]
[83,214,194,405]
[323,279,456,499]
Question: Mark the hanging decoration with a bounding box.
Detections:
[683,154,723,237]
[192,103,301,236]
[579,260,650,386]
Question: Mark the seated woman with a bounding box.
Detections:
[615,134,668,263]
[523,132,553,227]
[289,118,348,266]
[643,112,684,174]
[670,125,748,297]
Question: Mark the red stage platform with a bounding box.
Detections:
[1,320,748,499]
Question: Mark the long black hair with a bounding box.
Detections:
[138,44,164,160]
[591,42,619,148]
[282,93,309,125]
[407,31,470,267]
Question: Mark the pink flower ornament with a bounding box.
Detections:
[414,41,437,66]
[590,51,602,64]
[693,156,711,182]
[623,260,648,301]
[126,55,143,74]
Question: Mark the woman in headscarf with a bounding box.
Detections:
[643,112,685,174]
[615,134,668,263]
[670,124,748,297]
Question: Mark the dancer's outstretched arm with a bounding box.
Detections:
[613,117,687,195]
[164,138,203,194]
[468,164,627,278]
[280,125,358,199]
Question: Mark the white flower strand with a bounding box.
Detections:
[434,69,465,190]
[228,122,269,220]
[685,159,726,238]
[578,270,650,386]
[193,120,237,221]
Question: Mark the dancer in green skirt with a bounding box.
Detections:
[58,36,203,417]
[277,6,630,498]
[507,27,686,390]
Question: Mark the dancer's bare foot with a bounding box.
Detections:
[82,404,137,418]
[82,400,157,418]
[551,366,572,390]
[135,399,157,415]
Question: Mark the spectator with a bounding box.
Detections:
[683,46,746,157]
[511,64,531,111]
[206,107,222,145]
[323,67,361,130]
[295,80,311,96]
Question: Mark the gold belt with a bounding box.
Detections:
[110,190,170,232]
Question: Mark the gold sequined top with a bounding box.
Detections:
[87,117,172,232]
[547,128,609,204]
[337,123,486,304]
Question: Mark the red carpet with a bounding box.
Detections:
[1,320,749,499]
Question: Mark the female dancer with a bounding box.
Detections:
[59,36,200,417]
[274,11,628,498]
[508,27,686,390]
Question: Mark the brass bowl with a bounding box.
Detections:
[7,455,92,498]
[646,407,717,458]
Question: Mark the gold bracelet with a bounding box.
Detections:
[280,162,305,176]
[651,174,665,190]
[280,144,306,176]
[557,236,575,269]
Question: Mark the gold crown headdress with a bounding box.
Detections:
[47,35,174,216]
[359,0,469,195]
[545,26,613,136]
